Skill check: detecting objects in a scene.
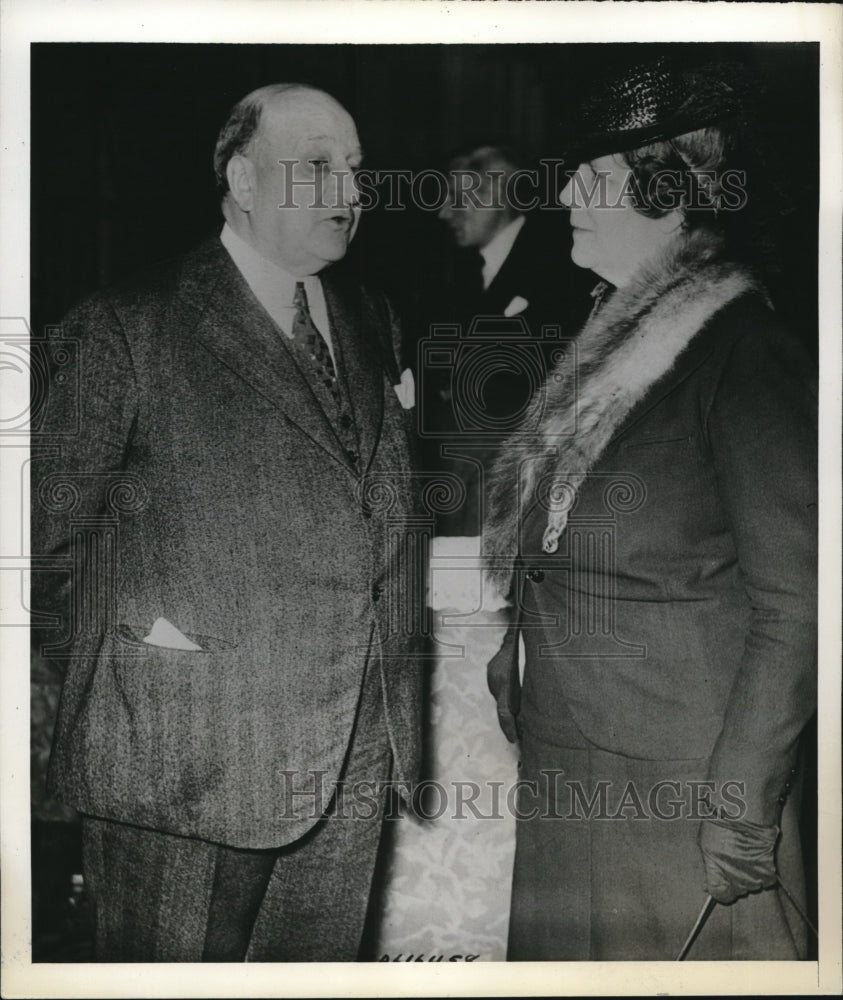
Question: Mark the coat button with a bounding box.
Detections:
[525,569,545,583]
[340,413,353,429]
[346,449,359,466]
[372,584,382,603]
[362,508,372,520]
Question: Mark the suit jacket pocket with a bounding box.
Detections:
[116,624,237,654]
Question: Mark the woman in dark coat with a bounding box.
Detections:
[483,59,817,960]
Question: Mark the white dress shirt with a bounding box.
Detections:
[220,223,336,366]
[479,214,525,291]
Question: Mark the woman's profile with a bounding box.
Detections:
[483,56,817,961]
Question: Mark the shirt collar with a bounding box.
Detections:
[220,223,324,306]
[479,214,525,289]
[220,223,334,349]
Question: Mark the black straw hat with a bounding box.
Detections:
[563,57,753,165]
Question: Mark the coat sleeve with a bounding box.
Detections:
[30,294,139,655]
[704,313,817,826]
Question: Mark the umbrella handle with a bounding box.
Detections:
[676,894,716,961]
[677,881,818,961]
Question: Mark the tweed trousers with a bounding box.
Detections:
[82,654,392,962]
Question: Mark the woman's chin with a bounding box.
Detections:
[570,242,596,273]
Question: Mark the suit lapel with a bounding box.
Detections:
[322,271,385,474]
[178,238,351,468]
[612,320,720,443]
[482,225,528,312]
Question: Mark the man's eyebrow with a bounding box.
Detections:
[301,135,364,159]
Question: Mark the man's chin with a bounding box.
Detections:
[315,234,351,265]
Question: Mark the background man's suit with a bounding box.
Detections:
[451,215,587,340]
[31,235,423,957]
[425,216,592,535]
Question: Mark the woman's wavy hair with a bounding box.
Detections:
[620,110,790,273]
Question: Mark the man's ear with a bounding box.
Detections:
[226,154,255,212]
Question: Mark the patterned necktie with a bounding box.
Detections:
[291,281,340,407]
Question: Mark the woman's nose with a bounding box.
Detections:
[559,171,578,209]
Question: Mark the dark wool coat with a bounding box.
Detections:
[31,237,424,850]
[485,230,817,959]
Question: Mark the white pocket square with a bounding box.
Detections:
[394,368,415,410]
[503,295,529,317]
[143,617,203,651]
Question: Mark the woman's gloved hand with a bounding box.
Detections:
[698,817,780,903]
[487,624,521,743]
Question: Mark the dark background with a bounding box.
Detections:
[32,42,819,355]
[30,41,819,961]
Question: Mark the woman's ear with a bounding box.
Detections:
[226,154,255,213]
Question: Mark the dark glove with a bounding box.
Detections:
[698,817,779,904]
[487,624,521,743]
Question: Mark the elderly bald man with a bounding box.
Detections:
[31,84,423,962]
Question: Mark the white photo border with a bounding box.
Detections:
[2,1,841,996]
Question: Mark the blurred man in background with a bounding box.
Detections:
[422,144,590,535]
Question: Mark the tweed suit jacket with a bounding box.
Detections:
[32,236,424,849]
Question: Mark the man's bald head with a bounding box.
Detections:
[214,84,335,197]
[215,83,362,275]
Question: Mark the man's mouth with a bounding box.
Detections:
[324,212,353,230]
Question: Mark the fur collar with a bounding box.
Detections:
[484,228,763,589]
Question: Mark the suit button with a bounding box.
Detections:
[340,413,353,429]
[372,584,382,603]
[362,508,372,520]
[346,449,359,465]
[525,569,545,583]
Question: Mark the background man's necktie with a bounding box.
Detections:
[291,281,341,407]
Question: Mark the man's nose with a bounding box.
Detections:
[342,168,360,209]
[321,167,358,210]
